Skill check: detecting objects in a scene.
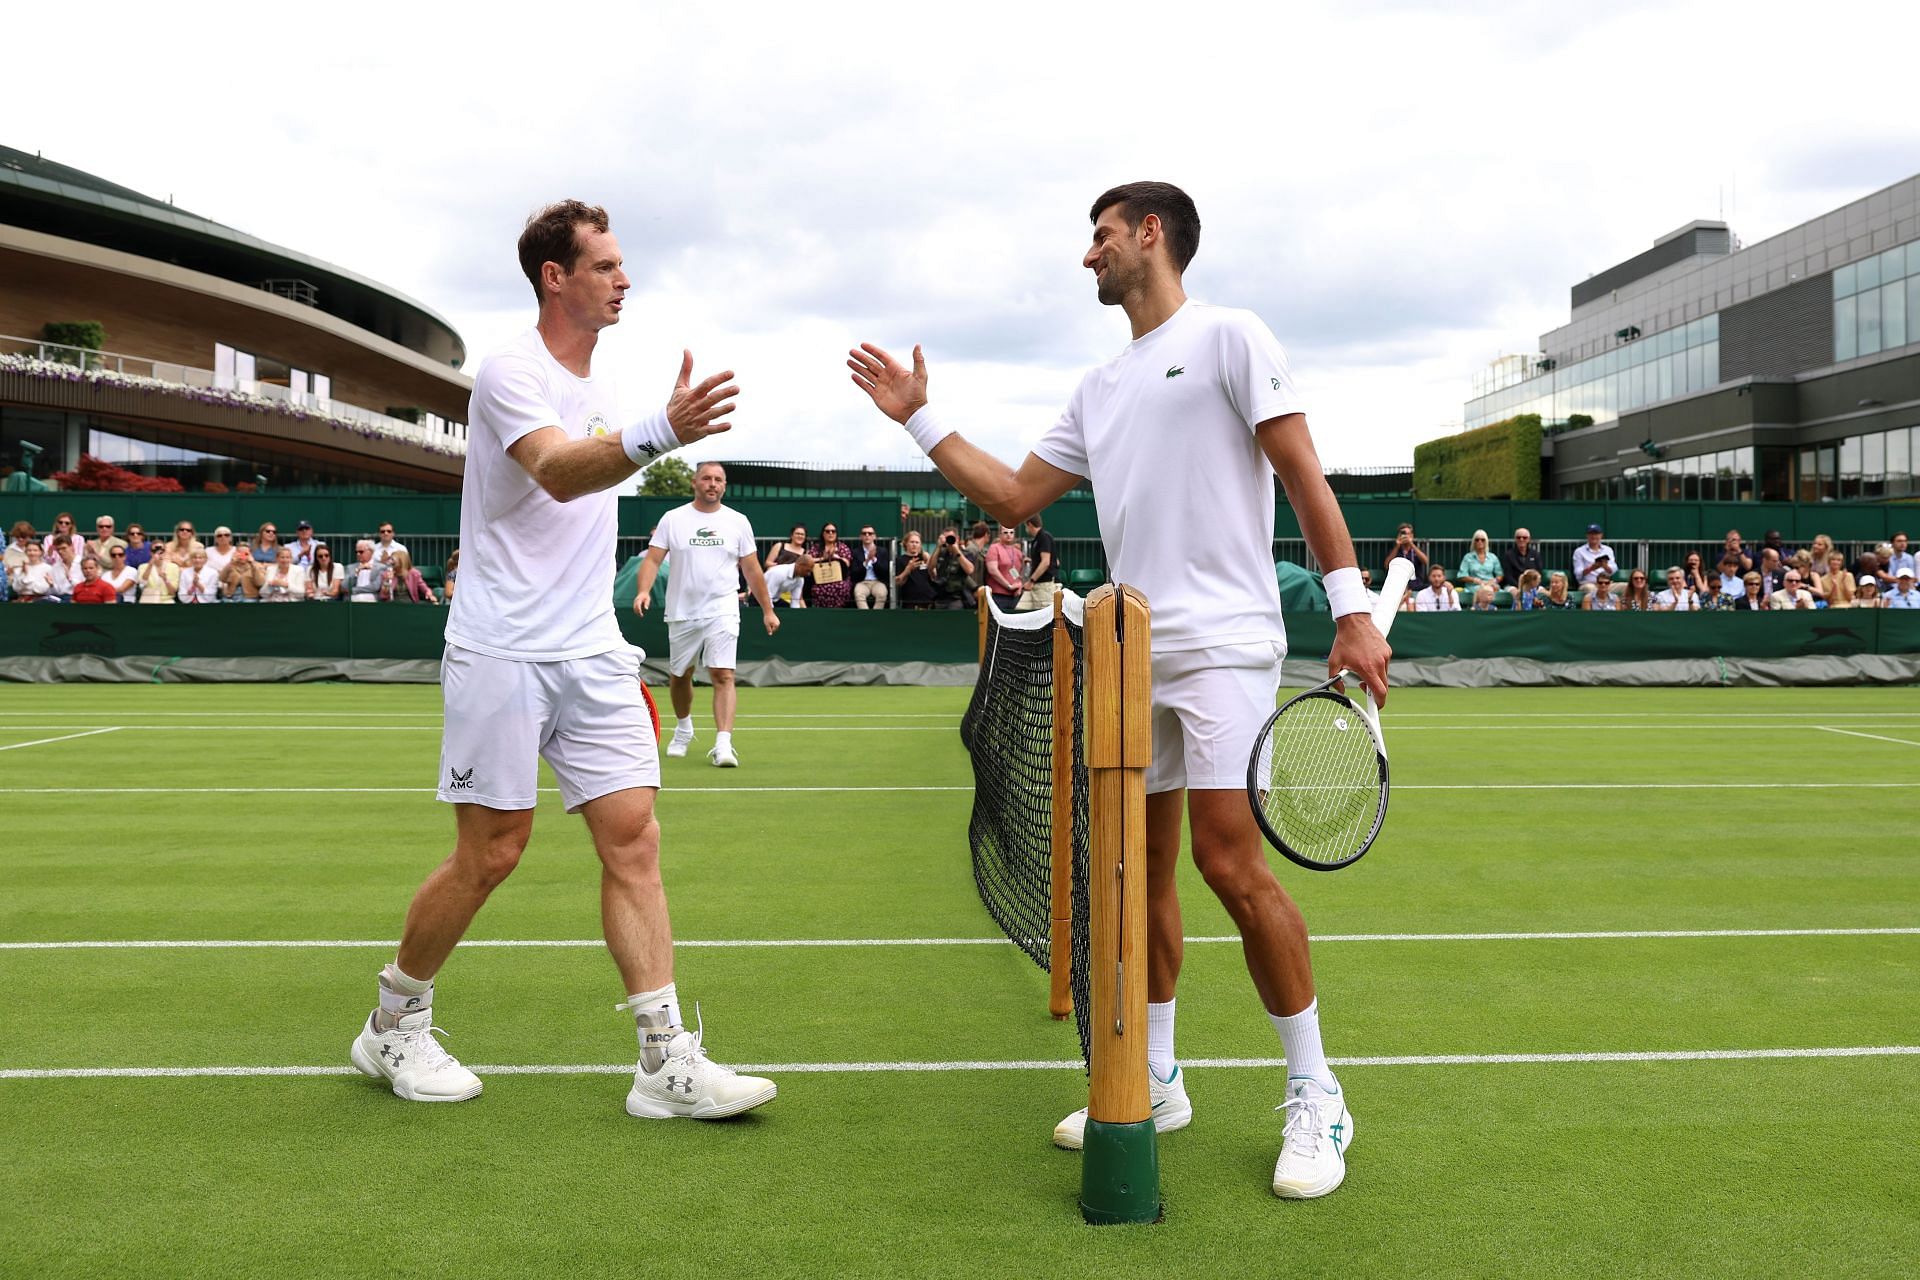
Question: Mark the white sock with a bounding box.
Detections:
[1269,998,1337,1091]
[376,962,432,1028]
[675,717,693,736]
[623,982,683,1030]
[1147,999,1177,1081]
[715,730,733,749]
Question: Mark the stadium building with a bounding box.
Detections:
[0,145,469,493]
[1466,172,1920,503]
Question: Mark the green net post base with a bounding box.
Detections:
[1080,1118,1162,1225]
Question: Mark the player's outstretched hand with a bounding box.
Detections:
[632,594,650,618]
[763,611,781,636]
[848,343,928,425]
[666,350,738,444]
[1329,614,1393,708]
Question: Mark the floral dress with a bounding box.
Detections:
[807,541,854,609]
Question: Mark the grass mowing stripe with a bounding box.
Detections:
[3,781,1915,795]
[6,927,1914,950]
[0,727,123,752]
[7,1045,1916,1080]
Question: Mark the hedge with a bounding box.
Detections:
[1412,414,1543,500]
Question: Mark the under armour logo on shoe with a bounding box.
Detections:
[380,1046,405,1066]
[664,1076,695,1095]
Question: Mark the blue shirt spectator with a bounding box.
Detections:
[1887,567,1920,608]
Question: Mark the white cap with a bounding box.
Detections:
[1899,565,1916,579]
[1858,575,1878,587]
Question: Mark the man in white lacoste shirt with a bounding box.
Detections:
[350,200,775,1122]
[849,181,1394,1200]
[633,461,780,767]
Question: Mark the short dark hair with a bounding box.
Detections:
[970,521,990,539]
[1025,515,1043,529]
[518,200,610,303]
[1089,181,1200,271]
[696,461,726,477]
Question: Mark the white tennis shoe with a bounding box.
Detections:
[1271,1076,1353,1198]
[626,1012,775,1120]
[1052,1064,1193,1150]
[708,742,739,768]
[350,1009,483,1102]
[666,727,694,758]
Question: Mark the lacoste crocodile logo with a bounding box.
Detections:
[1165,366,1184,379]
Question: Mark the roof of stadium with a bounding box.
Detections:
[0,144,466,370]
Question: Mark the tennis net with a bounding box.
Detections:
[959,591,1092,1061]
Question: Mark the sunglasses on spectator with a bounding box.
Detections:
[96,520,113,528]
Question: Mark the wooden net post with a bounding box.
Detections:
[1047,589,1072,1020]
[975,586,991,664]
[1078,583,1160,1225]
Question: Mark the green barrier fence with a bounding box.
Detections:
[2,604,1916,667]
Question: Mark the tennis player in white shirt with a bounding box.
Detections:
[351,200,775,1122]
[850,181,1393,1200]
[633,461,781,767]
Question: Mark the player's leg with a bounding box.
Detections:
[666,621,702,757]
[396,802,537,982]
[579,787,673,997]
[705,620,741,767]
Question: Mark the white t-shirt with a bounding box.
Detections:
[651,503,756,623]
[1414,585,1461,612]
[1655,587,1697,611]
[445,328,627,661]
[1031,300,1302,652]
[205,545,235,577]
[105,565,139,601]
[371,538,409,567]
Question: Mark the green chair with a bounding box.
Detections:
[1067,568,1105,588]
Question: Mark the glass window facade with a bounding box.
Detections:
[1466,314,1719,430]
[1833,241,1920,361]
[1793,424,1920,501]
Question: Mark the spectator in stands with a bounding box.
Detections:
[0,558,8,602]
[1697,574,1727,611]
[1537,571,1574,609]
[3,521,34,575]
[305,545,344,602]
[388,550,439,604]
[986,524,1025,610]
[1582,570,1618,611]
[1681,552,1710,597]
[1020,515,1059,610]
[1887,566,1920,609]
[765,524,813,607]
[260,546,306,602]
[136,543,180,604]
[348,539,393,603]
[894,530,937,609]
[1413,564,1460,612]
[1805,534,1835,571]
[250,522,283,565]
[42,512,78,555]
[442,549,459,602]
[1770,570,1815,611]
[1621,568,1655,612]
[122,523,152,569]
[1788,551,1817,592]
[1655,567,1698,611]
[1811,552,1850,607]
[1500,528,1542,588]
[45,534,80,601]
[1756,547,1787,597]
[933,526,976,608]
[1458,529,1500,593]
[1721,529,1753,573]
[1732,571,1769,611]
[10,542,55,602]
[1760,529,1792,561]
[103,546,138,602]
[87,515,126,565]
[221,545,266,602]
[1512,568,1544,610]
[1872,543,1897,588]
[288,521,324,569]
[70,555,117,604]
[1715,552,1745,597]
[1886,532,1916,583]
[1388,522,1429,580]
[963,520,992,596]
[205,527,237,577]
[162,520,203,568]
[1470,585,1498,611]
[371,522,408,569]
[852,526,888,609]
[177,548,220,604]
[1851,576,1882,608]
[1572,524,1615,586]
[807,524,853,609]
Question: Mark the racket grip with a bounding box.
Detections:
[1372,558,1416,639]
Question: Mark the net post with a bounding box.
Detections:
[975,586,991,664]
[1047,589,1072,1021]
[1079,583,1160,1226]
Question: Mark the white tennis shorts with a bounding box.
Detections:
[1146,640,1286,794]
[438,644,659,812]
[764,562,805,605]
[667,614,740,676]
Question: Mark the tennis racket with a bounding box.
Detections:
[1247,556,1414,871]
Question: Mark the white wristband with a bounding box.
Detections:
[903,405,955,455]
[1323,566,1370,619]
[620,409,679,467]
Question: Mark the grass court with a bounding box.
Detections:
[2,681,1916,1277]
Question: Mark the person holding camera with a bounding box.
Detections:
[931,527,974,609]
[894,530,939,609]
[1386,522,1428,581]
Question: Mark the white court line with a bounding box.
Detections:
[1817,726,1920,747]
[0,781,1913,796]
[3,1044,1916,1081]
[0,727,122,754]
[0,725,956,733]
[0,711,963,721]
[4,927,1914,952]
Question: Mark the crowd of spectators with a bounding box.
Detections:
[742,513,1061,613]
[1381,523,1920,612]
[2,512,458,607]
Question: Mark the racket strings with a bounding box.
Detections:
[1256,692,1385,866]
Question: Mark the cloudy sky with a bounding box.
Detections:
[9,0,1916,482]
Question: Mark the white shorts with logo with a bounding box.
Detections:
[667,614,741,676]
[438,644,659,812]
[1146,640,1286,794]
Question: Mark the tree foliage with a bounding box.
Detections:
[639,455,694,497]
[1412,414,1544,500]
